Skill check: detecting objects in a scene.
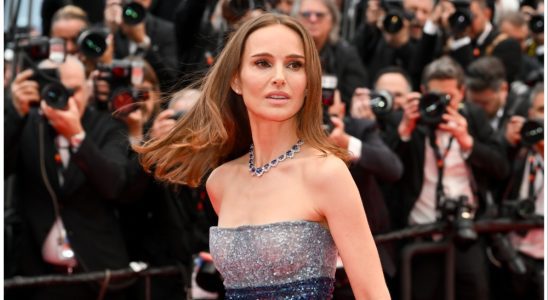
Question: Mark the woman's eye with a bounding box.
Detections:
[255,60,271,68]
[287,61,303,70]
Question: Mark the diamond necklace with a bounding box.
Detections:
[248,139,304,177]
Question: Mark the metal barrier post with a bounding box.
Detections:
[401,240,454,300]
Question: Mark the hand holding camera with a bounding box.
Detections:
[439,106,473,151]
[10,69,40,116]
[41,97,84,140]
[398,92,421,139]
[350,88,376,120]
[505,115,526,146]
[149,109,178,140]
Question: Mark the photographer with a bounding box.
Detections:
[105,0,177,92]
[294,0,369,106]
[327,90,402,296]
[387,56,508,300]
[465,57,529,138]
[352,0,420,88]
[498,82,544,300]
[5,55,130,299]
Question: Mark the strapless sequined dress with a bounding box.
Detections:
[209,220,338,299]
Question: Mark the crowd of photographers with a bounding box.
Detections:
[3,0,544,299]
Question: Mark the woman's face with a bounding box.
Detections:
[232,24,307,124]
[297,0,332,48]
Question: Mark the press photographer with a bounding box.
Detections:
[493,82,544,300]
[104,0,177,92]
[325,88,403,296]
[387,56,508,300]
[5,54,131,299]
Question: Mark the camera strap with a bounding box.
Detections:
[428,129,454,216]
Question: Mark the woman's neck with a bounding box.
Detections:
[249,119,300,166]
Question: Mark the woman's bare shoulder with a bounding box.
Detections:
[301,149,350,185]
[206,155,247,211]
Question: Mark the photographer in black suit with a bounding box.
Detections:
[327,89,403,296]
[499,82,544,300]
[105,0,178,92]
[386,56,509,300]
[5,55,130,299]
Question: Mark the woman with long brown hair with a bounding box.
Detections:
[137,13,389,299]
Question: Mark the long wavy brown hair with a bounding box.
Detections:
[136,13,349,187]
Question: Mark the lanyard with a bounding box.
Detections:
[428,130,454,213]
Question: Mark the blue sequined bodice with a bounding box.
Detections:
[210,220,338,299]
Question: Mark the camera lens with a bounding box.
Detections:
[449,10,471,34]
[520,119,544,146]
[42,82,71,109]
[529,14,544,34]
[383,13,404,34]
[122,2,146,25]
[111,88,139,116]
[419,92,451,126]
[77,29,107,58]
[369,90,393,116]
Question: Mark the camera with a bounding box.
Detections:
[439,195,478,247]
[321,75,338,134]
[122,1,147,25]
[529,14,544,34]
[500,199,536,219]
[97,59,145,115]
[77,27,109,58]
[489,233,527,275]
[380,0,415,34]
[369,90,394,116]
[520,119,544,146]
[15,36,65,70]
[448,0,472,35]
[418,92,451,126]
[31,68,73,110]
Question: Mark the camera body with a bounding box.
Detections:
[14,36,71,109]
[520,119,544,146]
[500,199,536,219]
[15,36,65,70]
[77,27,109,58]
[380,0,415,34]
[369,90,394,116]
[448,0,472,35]
[97,59,145,115]
[321,75,338,134]
[439,195,478,247]
[418,92,451,126]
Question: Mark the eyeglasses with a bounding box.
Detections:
[299,11,328,20]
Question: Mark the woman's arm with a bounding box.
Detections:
[312,156,391,300]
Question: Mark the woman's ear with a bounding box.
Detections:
[231,76,242,95]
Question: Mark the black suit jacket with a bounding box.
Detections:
[385,102,510,229]
[114,13,178,92]
[5,104,130,275]
[345,117,403,277]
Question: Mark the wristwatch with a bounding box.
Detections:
[70,131,86,152]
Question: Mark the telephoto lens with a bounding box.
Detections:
[77,27,109,58]
[369,90,393,116]
[32,68,73,110]
[383,13,404,33]
[529,14,544,34]
[122,2,147,25]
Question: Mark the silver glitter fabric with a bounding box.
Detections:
[210,220,338,299]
